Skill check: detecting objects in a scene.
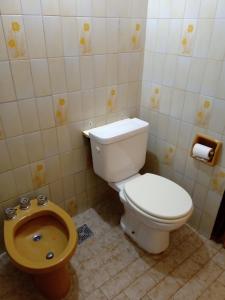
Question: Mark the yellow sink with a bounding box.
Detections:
[4,198,78,299]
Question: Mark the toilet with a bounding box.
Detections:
[88,118,193,254]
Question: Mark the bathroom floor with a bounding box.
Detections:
[1,198,225,300]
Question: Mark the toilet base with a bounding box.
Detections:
[33,263,71,300]
[120,214,169,254]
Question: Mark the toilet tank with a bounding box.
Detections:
[88,118,149,183]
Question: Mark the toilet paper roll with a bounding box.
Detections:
[192,143,214,161]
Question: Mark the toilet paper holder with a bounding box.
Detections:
[191,134,222,166]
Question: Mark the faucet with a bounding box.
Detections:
[4,207,17,220]
[37,194,48,206]
[19,197,31,210]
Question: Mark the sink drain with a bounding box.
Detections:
[46,251,54,259]
[32,234,42,242]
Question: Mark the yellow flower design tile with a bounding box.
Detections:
[80,22,91,54]
[32,162,46,189]
[55,97,68,125]
[106,88,117,113]
[181,23,195,55]
[150,87,160,110]
[163,146,175,165]
[4,17,27,59]
[196,98,212,127]
[131,23,141,50]
[211,170,225,195]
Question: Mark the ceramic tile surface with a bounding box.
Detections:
[0,0,146,252]
[0,198,225,300]
[140,0,225,239]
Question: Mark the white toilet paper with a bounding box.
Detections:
[192,143,214,161]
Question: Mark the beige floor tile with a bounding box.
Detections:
[192,245,217,266]
[213,249,225,269]
[217,270,225,286]
[195,260,223,288]
[123,270,156,299]
[101,269,134,299]
[198,281,225,300]
[171,257,202,285]
[85,288,108,300]
[148,275,181,300]
[173,278,204,300]
[113,292,130,300]
[0,201,225,300]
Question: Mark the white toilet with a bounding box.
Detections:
[88,118,193,254]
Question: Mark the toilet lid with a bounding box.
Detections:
[124,174,193,220]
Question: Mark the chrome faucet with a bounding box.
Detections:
[4,207,17,220]
[19,197,30,210]
[37,194,48,206]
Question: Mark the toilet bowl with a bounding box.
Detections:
[87,118,193,254]
[116,173,193,253]
[4,198,78,300]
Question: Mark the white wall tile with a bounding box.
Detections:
[21,0,41,14]
[187,58,206,93]
[216,0,225,18]
[92,0,106,17]
[76,0,92,16]
[7,136,28,168]
[93,55,106,88]
[0,62,16,103]
[61,17,79,56]
[25,132,44,162]
[0,0,21,14]
[59,0,77,16]
[217,62,225,100]
[0,141,12,173]
[171,0,186,18]
[64,57,81,92]
[106,18,119,53]
[0,171,17,201]
[41,0,59,15]
[80,56,94,89]
[48,58,66,94]
[167,20,183,54]
[209,20,225,61]
[193,20,214,58]
[31,59,51,97]
[0,19,8,61]
[57,125,72,153]
[23,16,46,58]
[106,54,118,86]
[92,18,106,54]
[199,0,218,18]
[82,89,95,119]
[201,60,222,97]
[0,102,23,137]
[36,96,55,129]
[43,16,63,57]
[163,54,177,87]
[118,53,129,84]
[42,128,58,157]
[18,99,39,133]
[67,92,83,122]
[184,0,201,18]
[45,155,60,183]
[174,56,191,90]
[11,60,34,99]
[13,165,32,194]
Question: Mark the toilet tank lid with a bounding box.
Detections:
[88,118,149,144]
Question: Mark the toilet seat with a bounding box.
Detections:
[124,173,193,220]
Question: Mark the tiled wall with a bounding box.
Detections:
[0,0,148,251]
[140,0,225,238]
